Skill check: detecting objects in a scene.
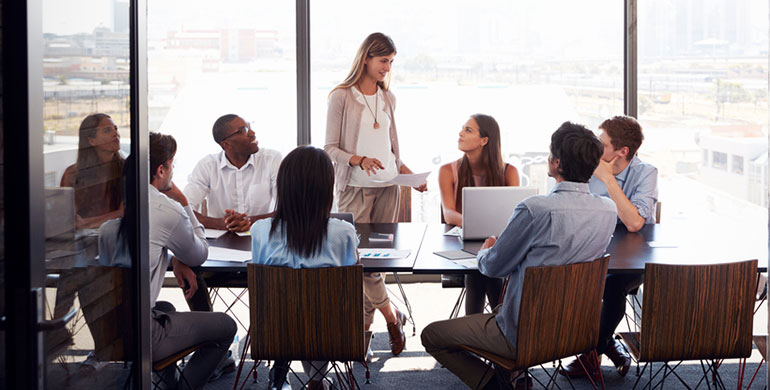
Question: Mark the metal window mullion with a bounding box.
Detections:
[129,0,152,387]
[625,0,638,118]
[3,0,45,387]
[296,0,311,146]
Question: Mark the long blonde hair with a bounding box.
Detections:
[331,32,397,95]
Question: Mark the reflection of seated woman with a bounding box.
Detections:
[438,114,519,316]
[60,113,124,229]
[250,146,358,390]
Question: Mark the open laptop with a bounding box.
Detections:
[45,186,76,241]
[331,212,354,225]
[461,187,538,253]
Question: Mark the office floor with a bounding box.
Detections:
[45,280,768,389]
[191,281,768,390]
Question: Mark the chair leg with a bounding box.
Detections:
[449,288,466,319]
[361,360,371,384]
[474,362,494,390]
[710,360,726,390]
[539,361,564,390]
[232,325,254,390]
[747,358,765,389]
[391,272,416,335]
[660,362,668,389]
[698,360,713,390]
[661,362,690,390]
[631,362,648,390]
[176,363,194,390]
[573,353,598,389]
[591,350,605,390]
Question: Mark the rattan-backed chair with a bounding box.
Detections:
[619,260,757,389]
[76,265,209,389]
[460,255,610,389]
[242,263,369,389]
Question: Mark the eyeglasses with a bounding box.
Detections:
[220,123,251,142]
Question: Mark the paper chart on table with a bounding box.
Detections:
[452,258,478,268]
[370,172,430,187]
[434,250,475,260]
[358,249,411,259]
[207,247,252,262]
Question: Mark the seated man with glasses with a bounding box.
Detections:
[184,114,282,232]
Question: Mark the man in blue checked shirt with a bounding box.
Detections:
[421,122,617,390]
[562,115,658,379]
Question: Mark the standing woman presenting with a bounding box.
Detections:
[324,32,425,356]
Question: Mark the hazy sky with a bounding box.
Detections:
[43,0,767,59]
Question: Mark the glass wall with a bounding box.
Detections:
[42,0,134,387]
[310,0,623,222]
[638,0,769,233]
[147,0,296,191]
[0,0,5,385]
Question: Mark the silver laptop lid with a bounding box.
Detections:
[45,186,75,240]
[461,187,538,241]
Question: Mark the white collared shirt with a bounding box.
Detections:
[184,148,282,218]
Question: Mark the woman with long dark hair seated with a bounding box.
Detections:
[61,113,125,229]
[438,114,519,315]
[250,145,358,390]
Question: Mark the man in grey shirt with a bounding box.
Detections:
[100,133,236,389]
[563,115,658,379]
[421,122,617,390]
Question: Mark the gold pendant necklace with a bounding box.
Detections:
[359,84,380,129]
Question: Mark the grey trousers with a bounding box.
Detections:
[338,185,401,327]
[152,302,237,390]
[421,312,517,389]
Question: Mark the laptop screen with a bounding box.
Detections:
[461,187,538,241]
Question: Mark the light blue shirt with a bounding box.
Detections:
[477,181,617,350]
[250,217,359,269]
[589,156,658,224]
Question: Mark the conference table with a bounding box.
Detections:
[200,220,768,277]
[198,220,766,332]
[413,222,768,274]
[201,223,427,277]
[199,223,428,332]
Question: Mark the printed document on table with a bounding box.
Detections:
[204,229,228,239]
[358,249,411,259]
[208,247,252,262]
[371,172,430,187]
[443,226,462,237]
[204,229,250,238]
[452,258,478,268]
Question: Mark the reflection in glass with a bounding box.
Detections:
[59,114,125,229]
[43,0,133,387]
